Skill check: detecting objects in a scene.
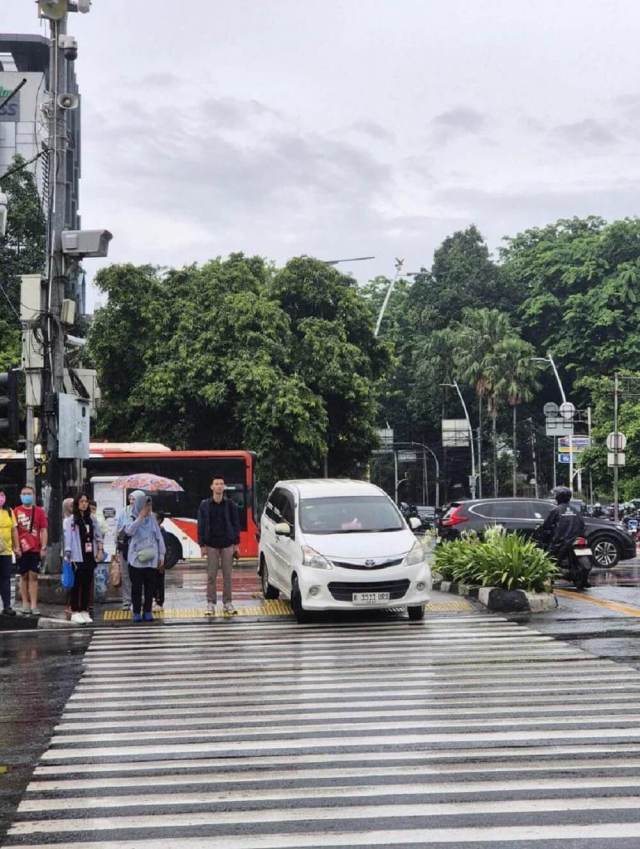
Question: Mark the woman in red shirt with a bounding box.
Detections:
[13,485,48,616]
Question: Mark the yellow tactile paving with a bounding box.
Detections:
[102,598,473,621]
[555,588,640,618]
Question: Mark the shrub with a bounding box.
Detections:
[435,530,558,592]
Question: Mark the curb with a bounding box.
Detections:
[434,578,556,613]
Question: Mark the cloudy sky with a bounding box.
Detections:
[5,0,640,298]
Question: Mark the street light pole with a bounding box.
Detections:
[531,353,574,492]
[441,382,477,499]
[393,441,440,508]
[375,258,404,337]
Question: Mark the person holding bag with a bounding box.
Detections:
[125,491,165,622]
[63,494,103,625]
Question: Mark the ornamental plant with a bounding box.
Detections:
[435,526,557,592]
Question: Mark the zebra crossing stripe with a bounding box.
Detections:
[6,615,640,849]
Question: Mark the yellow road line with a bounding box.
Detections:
[555,588,640,618]
[102,599,472,621]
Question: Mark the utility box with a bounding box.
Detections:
[57,393,90,459]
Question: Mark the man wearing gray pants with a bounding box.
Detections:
[197,476,241,619]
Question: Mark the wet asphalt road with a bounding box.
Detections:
[0,630,91,844]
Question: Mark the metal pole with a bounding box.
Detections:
[477,396,482,498]
[587,406,593,504]
[512,405,517,497]
[547,354,567,404]
[26,407,36,490]
[393,449,399,504]
[374,259,403,338]
[614,373,619,522]
[530,420,539,499]
[552,436,557,490]
[452,381,476,499]
[42,12,69,573]
[422,449,427,505]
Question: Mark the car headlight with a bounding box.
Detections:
[403,540,425,567]
[302,546,334,570]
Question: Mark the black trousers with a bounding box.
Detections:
[0,555,12,610]
[129,566,156,614]
[69,561,95,612]
[155,569,165,606]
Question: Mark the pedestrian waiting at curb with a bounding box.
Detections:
[0,489,20,617]
[63,493,103,625]
[197,476,240,618]
[116,493,135,611]
[13,485,47,617]
[125,490,165,622]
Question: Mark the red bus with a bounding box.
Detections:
[0,444,259,563]
[86,444,259,562]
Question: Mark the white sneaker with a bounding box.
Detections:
[205,603,215,616]
[70,612,85,625]
[80,611,93,624]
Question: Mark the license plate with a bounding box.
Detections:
[574,548,592,556]
[352,592,391,604]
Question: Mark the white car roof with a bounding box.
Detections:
[276,479,388,499]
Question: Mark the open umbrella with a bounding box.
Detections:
[110,473,184,492]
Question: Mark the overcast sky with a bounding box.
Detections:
[4,0,640,300]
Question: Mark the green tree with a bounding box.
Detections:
[269,257,389,475]
[0,155,46,371]
[494,337,541,495]
[89,255,388,490]
[501,216,640,392]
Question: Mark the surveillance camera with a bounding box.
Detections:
[57,93,80,110]
[58,35,78,62]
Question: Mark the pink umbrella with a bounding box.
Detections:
[110,473,184,492]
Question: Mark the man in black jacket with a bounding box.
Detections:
[197,476,241,617]
[541,486,586,558]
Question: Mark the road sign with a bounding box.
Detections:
[545,416,574,437]
[608,452,626,467]
[442,419,469,447]
[606,432,627,452]
[543,402,559,417]
[559,436,590,450]
[559,401,576,420]
[377,428,394,448]
[397,451,417,463]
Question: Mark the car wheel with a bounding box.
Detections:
[260,559,279,599]
[407,604,425,621]
[291,575,310,624]
[591,537,620,568]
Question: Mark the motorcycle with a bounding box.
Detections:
[534,527,593,590]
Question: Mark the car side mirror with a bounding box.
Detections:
[409,516,422,531]
[274,521,291,536]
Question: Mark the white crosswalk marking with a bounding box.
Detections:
[6,613,640,848]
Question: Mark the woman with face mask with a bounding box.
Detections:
[0,490,20,616]
[13,485,48,616]
[63,493,103,625]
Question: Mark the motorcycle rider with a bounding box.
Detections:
[541,486,589,587]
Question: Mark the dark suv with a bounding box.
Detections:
[438,497,636,568]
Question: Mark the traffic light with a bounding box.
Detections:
[0,369,19,443]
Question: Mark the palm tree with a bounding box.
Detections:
[453,309,513,497]
[494,338,542,496]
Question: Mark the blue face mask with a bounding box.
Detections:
[20,494,33,506]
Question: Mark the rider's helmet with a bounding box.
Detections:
[552,486,572,504]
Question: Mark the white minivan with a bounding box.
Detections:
[258,479,431,623]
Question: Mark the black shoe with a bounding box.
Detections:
[2,608,17,616]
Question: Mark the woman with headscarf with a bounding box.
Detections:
[63,493,103,625]
[125,490,165,622]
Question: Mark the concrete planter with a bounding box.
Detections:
[435,576,555,613]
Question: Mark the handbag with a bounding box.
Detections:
[61,559,75,590]
[136,546,156,563]
[109,557,122,587]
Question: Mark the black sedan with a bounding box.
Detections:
[438,497,636,568]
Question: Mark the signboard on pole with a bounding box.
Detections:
[608,452,626,467]
[397,451,417,463]
[545,416,574,437]
[606,432,627,452]
[376,428,394,448]
[442,419,469,447]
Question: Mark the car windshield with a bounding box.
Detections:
[299,495,404,534]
